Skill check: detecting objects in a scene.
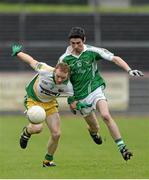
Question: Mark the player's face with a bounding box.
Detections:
[70,38,84,54]
[54,68,68,85]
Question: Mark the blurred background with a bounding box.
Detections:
[0,0,149,115]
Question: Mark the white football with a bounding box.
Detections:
[27,105,46,124]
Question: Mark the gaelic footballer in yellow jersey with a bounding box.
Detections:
[11,44,75,167]
[25,62,74,103]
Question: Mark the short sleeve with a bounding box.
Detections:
[99,48,114,61]
[88,46,114,61]
[34,62,54,72]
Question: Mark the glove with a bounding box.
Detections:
[11,44,22,56]
[76,102,92,110]
[128,69,144,77]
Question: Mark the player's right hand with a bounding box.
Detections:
[11,44,22,56]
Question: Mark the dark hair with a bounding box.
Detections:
[68,27,85,41]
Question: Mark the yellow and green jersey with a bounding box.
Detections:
[25,62,73,102]
[59,44,114,100]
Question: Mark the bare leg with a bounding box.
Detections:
[84,111,99,133]
[96,99,133,160]
[84,111,102,144]
[96,100,121,140]
[27,123,43,134]
[46,112,61,156]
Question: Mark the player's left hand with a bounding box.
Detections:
[76,102,92,110]
[11,44,22,56]
[128,69,144,77]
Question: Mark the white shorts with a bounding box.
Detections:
[79,87,106,117]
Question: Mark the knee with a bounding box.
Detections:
[101,113,111,123]
[28,123,43,134]
[35,124,43,134]
[51,131,61,141]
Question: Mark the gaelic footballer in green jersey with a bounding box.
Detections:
[58,26,143,161]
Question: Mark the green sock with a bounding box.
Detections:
[45,154,53,161]
[115,138,126,151]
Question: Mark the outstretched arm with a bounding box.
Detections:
[112,56,131,72]
[17,52,38,69]
[11,44,38,69]
[112,56,144,77]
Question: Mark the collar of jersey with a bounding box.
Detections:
[66,44,87,57]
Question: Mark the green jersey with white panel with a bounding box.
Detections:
[59,44,114,100]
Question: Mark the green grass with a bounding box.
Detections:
[0,115,149,178]
[0,3,149,13]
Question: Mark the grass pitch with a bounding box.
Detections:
[1,3,149,13]
[0,114,149,178]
